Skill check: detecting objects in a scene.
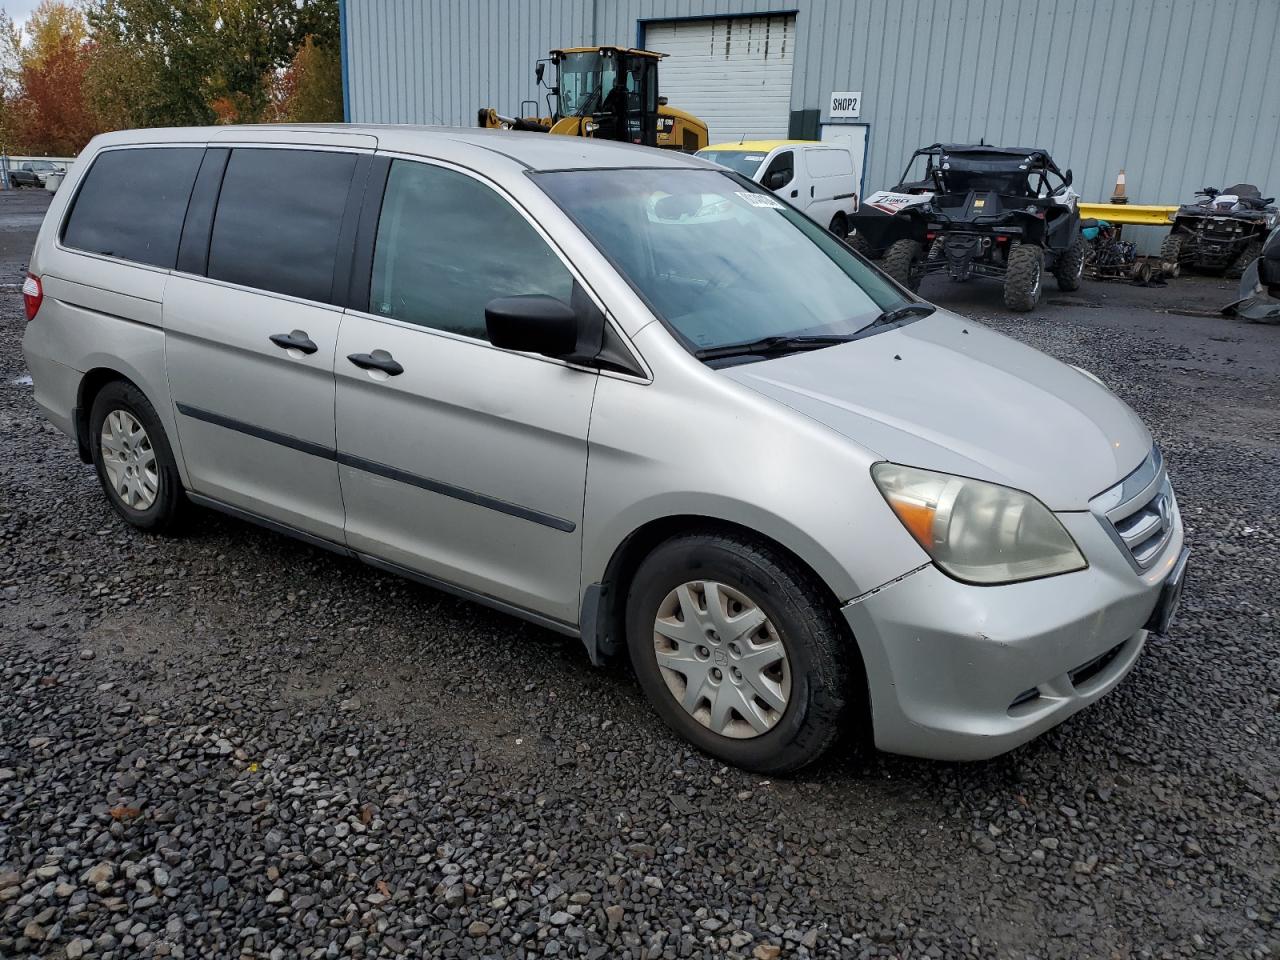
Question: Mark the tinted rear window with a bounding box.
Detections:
[62,147,203,268]
[207,148,357,302]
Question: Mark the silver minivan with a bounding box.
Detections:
[22,125,1188,773]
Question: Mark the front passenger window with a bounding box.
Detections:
[370,160,574,341]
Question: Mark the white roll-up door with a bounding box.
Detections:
[644,15,797,145]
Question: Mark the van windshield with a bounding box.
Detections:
[695,149,768,177]
[534,168,908,352]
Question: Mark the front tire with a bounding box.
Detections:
[1160,231,1189,277]
[882,238,925,292]
[1004,243,1044,311]
[1227,239,1263,280]
[625,532,853,775]
[828,212,848,238]
[89,380,187,533]
[846,231,875,259]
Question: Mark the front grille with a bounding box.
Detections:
[1093,446,1176,571]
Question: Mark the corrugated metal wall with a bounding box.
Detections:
[346,0,1280,212]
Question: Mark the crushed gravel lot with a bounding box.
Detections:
[1,188,1277,959]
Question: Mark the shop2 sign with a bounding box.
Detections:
[828,91,862,119]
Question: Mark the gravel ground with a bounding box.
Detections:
[1,188,1277,959]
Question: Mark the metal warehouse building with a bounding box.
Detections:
[341,0,1280,218]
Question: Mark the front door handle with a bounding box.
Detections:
[347,351,404,376]
[269,331,318,355]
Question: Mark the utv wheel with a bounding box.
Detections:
[882,238,925,292]
[89,381,187,533]
[828,212,848,238]
[625,532,853,775]
[1159,232,1188,277]
[1004,243,1044,311]
[1227,239,1263,280]
[846,231,875,259]
[1053,235,1086,291]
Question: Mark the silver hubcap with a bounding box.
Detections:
[652,580,791,739]
[100,409,159,510]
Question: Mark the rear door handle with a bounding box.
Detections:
[347,351,404,376]
[269,331,318,355]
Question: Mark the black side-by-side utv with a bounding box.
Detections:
[1161,185,1277,278]
[847,144,1085,311]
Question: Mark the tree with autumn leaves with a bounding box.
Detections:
[0,0,342,157]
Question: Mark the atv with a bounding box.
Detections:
[847,143,1085,311]
[1161,185,1277,278]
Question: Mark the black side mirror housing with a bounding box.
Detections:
[657,95,668,106]
[764,170,789,190]
[486,295,578,358]
[1063,168,1073,186]
[535,63,545,86]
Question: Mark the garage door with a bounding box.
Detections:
[644,15,797,145]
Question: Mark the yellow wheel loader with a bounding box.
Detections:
[478,46,708,153]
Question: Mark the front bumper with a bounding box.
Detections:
[843,506,1185,761]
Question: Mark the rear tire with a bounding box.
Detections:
[1227,239,1263,280]
[625,532,854,775]
[1053,235,1086,291]
[89,380,187,534]
[882,238,925,292]
[846,231,875,259]
[1004,243,1044,311]
[828,212,848,238]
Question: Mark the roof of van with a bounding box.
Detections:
[86,123,711,172]
[699,140,818,152]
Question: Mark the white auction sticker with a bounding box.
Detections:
[737,191,784,209]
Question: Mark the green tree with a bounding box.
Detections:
[270,34,342,123]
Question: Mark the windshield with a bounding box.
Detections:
[534,168,908,352]
[557,52,609,117]
[696,149,768,178]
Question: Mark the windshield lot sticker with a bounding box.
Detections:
[737,191,785,209]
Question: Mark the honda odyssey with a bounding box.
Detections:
[21,125,1188,773]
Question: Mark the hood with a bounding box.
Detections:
[719,311,1150,510]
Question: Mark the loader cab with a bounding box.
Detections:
[550,46,661,148]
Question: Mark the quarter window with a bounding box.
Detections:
[207,148,357,303]
[62,147,203,269]
[369,160,573,341]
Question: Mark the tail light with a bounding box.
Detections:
[22,273,43,321]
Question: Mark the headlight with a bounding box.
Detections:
[871,463,1087,584]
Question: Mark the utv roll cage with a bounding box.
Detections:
[898,143,1073,198]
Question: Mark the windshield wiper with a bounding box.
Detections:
[861,302,936,332]
[694,334,855,361]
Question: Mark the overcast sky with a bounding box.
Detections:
[3,1,43,29]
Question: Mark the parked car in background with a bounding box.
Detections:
[19,160,60,185]
[696,140,859,236]
[7,166,42,189]
[23,126,1187,774]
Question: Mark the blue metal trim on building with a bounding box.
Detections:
[338,0,351,123]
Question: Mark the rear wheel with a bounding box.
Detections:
[1053,235,1086,291]
[881,238,925,292]
[89,381,187,533]
[1004,243,1044,311]
[625,532,853,774]
[828,212,848,238]
[1227,239,1263,280]
[846,231,875,258]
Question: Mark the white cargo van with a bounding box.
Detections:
[696,140,860,235]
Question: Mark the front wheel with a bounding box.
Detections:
[1159,231,1188,277]
[89,380,187,533]
[625,532,854,774]
[828,212,848,238]
[1004,243,1044,311]
[1227,239,1263,280]
[881,238,925,292]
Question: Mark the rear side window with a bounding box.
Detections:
[62,147,203,268]
[806,148,852,178]
[207,148,357,303]
[369,160,573,340]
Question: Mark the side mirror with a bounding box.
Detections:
[1063,168,1073,186]
[764,170,788,190]
[535,63,545,85]
[485,294,579,358]
[657,95,668,106]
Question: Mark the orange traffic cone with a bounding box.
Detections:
[1110,169,1128,204]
